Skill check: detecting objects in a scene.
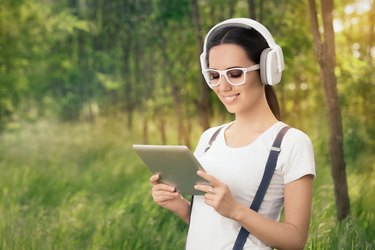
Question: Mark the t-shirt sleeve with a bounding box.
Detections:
[280,128,316,184]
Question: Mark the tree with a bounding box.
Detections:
[192,0,211,131]
[307,0,350,220]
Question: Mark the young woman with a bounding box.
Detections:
[150,18,315,250]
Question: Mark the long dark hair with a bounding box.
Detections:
[205,26,281,120]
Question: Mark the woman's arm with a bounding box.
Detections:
[195,171,314,250]
[234,175,313,249]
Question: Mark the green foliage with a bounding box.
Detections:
[307,162,375,249]
[154,0,191,23]
[0,119,374,249]
[1,0,373,133]
[0,0,374,247]
[0,118,188,249]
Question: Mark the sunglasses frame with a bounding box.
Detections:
[202,64,260,87]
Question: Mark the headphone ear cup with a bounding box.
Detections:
[260,48,282,85]
[260,48,271,85]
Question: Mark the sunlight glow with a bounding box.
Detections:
[288,83,296,91]
[352,43,361,59]
[344,0,371,15]
[300,83,308,90]
[334,20,344,32]
[336,0,372,33]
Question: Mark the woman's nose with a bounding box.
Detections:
[218,75,232,91]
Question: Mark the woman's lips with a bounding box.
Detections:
[222,93,240,103]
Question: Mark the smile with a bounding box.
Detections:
[222,93,240,103]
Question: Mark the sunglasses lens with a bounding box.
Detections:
[209,71,220,80]
[226,69,244,85]
[207,71,220,85]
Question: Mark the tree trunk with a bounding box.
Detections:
[247,0,256,19]
[307,0,350,221]
[171,84,185,145]
[184,119,192,148]
[121,22,132,129]
[143,117,148,144]
[158,116,167,145]
[160,32,186,145]
[192,0,211,131]
[259,1,263,22]
[229,0,237,17]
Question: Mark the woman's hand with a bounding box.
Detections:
[150,174,186,213]
[194,170,243,219]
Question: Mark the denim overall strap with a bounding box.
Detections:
[232,126,291,250]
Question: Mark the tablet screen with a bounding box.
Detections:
[133,144,208,195]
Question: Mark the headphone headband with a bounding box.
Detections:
[200,18,284,85]
[203,18,277,49]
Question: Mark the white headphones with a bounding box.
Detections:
[200,18,285,86]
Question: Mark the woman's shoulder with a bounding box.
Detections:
[278,123,314,156]
[201,121,234,138]
[284,126,313,146]
[277,123,316,181]
[194,122,232,157]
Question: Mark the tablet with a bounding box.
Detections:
[133,144,208,195]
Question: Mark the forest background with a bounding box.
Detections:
[0,0,374,249]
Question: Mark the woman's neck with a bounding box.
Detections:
[233,100,278,133]
[224,106,278,148]
[234,115,277,134]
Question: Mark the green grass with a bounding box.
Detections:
[0,118,374,249]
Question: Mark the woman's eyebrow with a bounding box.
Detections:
[208,66,243,70]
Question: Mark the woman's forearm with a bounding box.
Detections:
[171,197,191,224]
[232,176,313,249]
[233,205,308,250]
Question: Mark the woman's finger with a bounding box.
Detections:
[194,184,213,193]
[152,183,176,192]
[149,174,160,184]
[152,185,178,194]
[152,190,179,198]
[197,170,221,186]
[153,194,180,204]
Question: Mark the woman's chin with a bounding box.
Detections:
[223,105,236,114]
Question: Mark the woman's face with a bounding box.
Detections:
[208,43,264,115]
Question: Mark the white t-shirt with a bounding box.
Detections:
[186,121,315,250]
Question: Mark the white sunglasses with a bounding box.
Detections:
[202,64,260,87]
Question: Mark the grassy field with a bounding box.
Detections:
[0,118,374,249]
